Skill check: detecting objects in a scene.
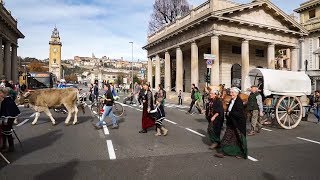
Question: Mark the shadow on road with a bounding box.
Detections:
[262,172,279,180]
[197,129,211,146]
[0,130,63,168]
[34,159,79,180]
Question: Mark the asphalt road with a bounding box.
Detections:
[1,91,320,180]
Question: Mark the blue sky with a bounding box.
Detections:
[5,0,305,61]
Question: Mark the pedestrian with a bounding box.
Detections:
[215,87,248,159]
[178,90,183,105]
[247,85,264,136]
[194,87,203,114]
[156,84,166,105]
[94,84,119,129]
[206,89,224,150]
[150,97,168,136]
[93,83,99,101]
[0,79,5,88]
[313,90,320,124]
[5,81,17,101]
[138,84,144,107]
[0,88,20,152]
[257,78,265,101]
[139,83,155,133]
[187,84,196,114]
[133,82,140,104]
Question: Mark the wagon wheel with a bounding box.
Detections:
[275,96,302,130]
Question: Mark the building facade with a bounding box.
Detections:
[49,27,62,80]
[0,1,24,82]
[295,0,320,90]
[143,0,307,93]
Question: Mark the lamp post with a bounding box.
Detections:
[129,42,134,91]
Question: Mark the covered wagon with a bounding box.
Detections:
[244,68,311,129]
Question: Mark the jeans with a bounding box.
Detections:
[96,105,118,127]
[314,106,320,122]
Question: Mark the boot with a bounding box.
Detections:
[1,135,7,151]
[155,128,162,136]
[7,135,14,152]
[160,127,168,136]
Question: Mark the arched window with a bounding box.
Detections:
[53,59,56,64]
[231,64,241,88]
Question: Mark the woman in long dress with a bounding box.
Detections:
[139,84,155,133]
[215,87,248,159]
[206,89,224,149]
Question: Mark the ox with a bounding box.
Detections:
[16,88,84,125]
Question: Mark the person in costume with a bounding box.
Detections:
[206,89,224,150]
[139,83,155,133]
[0,88,20,152]
[215,87,248,159]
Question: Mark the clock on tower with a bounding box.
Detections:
[49,26,62,80]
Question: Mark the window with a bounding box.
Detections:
[53,59,56,64]
[309,9,316,19]
[255,49,264,57]
[232,46,241,54]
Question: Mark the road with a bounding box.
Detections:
[1,91,320,180]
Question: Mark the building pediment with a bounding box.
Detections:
[214,0,308,35]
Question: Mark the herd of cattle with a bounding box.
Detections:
[16,88,85,126]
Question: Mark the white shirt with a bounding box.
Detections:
[228,98,236,112]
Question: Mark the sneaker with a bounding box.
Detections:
[111,125,119,129]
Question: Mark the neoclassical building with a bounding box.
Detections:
[143,0,308,93]
[295,0,320,90]
[0,1,24,81]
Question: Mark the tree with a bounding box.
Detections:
[133,74,140,84]
[28,60,47,72]
[148,0,190,34]
[116,73,125,85]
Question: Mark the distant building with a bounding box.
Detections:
[295,0,320,90]
[49,27,62,80]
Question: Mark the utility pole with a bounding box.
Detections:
[129,42,134,91]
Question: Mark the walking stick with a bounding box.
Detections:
[0,152,10,164]
[12,129,23,151]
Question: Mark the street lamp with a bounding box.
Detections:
[129,42,134,91]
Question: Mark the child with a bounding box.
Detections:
[178,90,183,105]
[0,88,20,152]
[150,98,168,136]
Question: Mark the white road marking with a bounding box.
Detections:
[117,102,128,107]
[248,156,258,162]
[93,111,97,115]
[132,104,137,107]
[18,105,24,107]
[185,128,206,137]
[164,119,177,125]
[135,108,143,112]
[297,137,320,145]
[103,125,109,135]
[16,119,30,127]
[262,128,273,132]
[30,113,36,117]
[106,140,116,160]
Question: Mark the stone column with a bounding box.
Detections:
[176,47,183,92]
[286,48,291,69]
[0,36,3,78]
[267,43,275,69]
[4,41,11,80]
[11,44,18,82]
[291,47,298,71]
[241,39,250,90]
[164,51,171,91]
[191,42,199,88]
[155,54,161,89]
[300,39,305,70]
[147,57,153,88]
[211,35,220,86]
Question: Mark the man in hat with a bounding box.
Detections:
[247,85,263,136]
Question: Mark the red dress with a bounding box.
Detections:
[141,90,155,129]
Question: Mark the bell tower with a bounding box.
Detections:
[49,26,62,80]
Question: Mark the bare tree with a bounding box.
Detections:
[148,0,191,35]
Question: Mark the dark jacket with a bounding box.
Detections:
[94,86,99,95]
[191,88,195,100]
[0,96,20,118]
[226,96,246,136]
[103,90,114,106]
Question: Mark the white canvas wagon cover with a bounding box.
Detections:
[244,68,311,97]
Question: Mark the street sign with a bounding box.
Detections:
[204,54,216,60]
[206,59,213,68]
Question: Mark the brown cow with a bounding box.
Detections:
[16,88,83,125]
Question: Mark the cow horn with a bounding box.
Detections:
[23,92,31,97]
